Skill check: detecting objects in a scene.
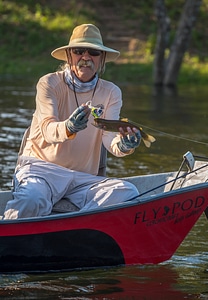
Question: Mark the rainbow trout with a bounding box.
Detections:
[93,118,156,148]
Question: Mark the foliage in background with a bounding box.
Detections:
[1,0,208,84]
[0,0,92,76]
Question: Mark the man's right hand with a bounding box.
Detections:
[66,105,90,134]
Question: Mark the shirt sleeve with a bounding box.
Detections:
[35,75,69,143]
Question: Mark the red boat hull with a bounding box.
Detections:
[0,184,207,272]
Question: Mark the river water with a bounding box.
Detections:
[0,78,207,299]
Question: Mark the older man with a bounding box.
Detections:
[4,24,141,219]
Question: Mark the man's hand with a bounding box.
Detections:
[66,105,91,134]
[117,127,141,153]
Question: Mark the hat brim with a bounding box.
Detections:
[51,42,120,62]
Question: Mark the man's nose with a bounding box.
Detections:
[82,51,91,58]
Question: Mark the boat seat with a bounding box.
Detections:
[52,198,80,213]
[97,143,107,176]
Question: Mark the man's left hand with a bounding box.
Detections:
[117,127,141,153]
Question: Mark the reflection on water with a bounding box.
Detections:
[0,79,208,299]
[0,256,207,299]
[0,265,198,299]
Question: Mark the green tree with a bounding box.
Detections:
[154,0,202,87]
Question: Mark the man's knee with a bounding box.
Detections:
[4,177,52,219]
[83,178,139,210]
[122,180,139,199]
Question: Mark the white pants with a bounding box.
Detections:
[4,157,139,219]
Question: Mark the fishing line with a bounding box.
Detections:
[127,120,208,146]
[143,125,208,145]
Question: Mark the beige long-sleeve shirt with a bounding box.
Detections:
[22,71,130,175]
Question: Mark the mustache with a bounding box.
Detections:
[77,59,94,69]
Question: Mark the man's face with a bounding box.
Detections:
[69,48,103,82]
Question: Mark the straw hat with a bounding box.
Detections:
[51,24,120,62]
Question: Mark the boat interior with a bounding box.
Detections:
[0,152,207,218]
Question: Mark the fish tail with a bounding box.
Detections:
[142,139,151,148]
[140,130,156,148]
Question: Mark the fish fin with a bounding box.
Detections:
[142,134,156,148]
[142,138,151,148]
[142,139,151,148]
[120,118,129,122]
[139,128,156,147]
[147,134,156,143]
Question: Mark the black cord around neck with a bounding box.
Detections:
[72,76,99,108]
